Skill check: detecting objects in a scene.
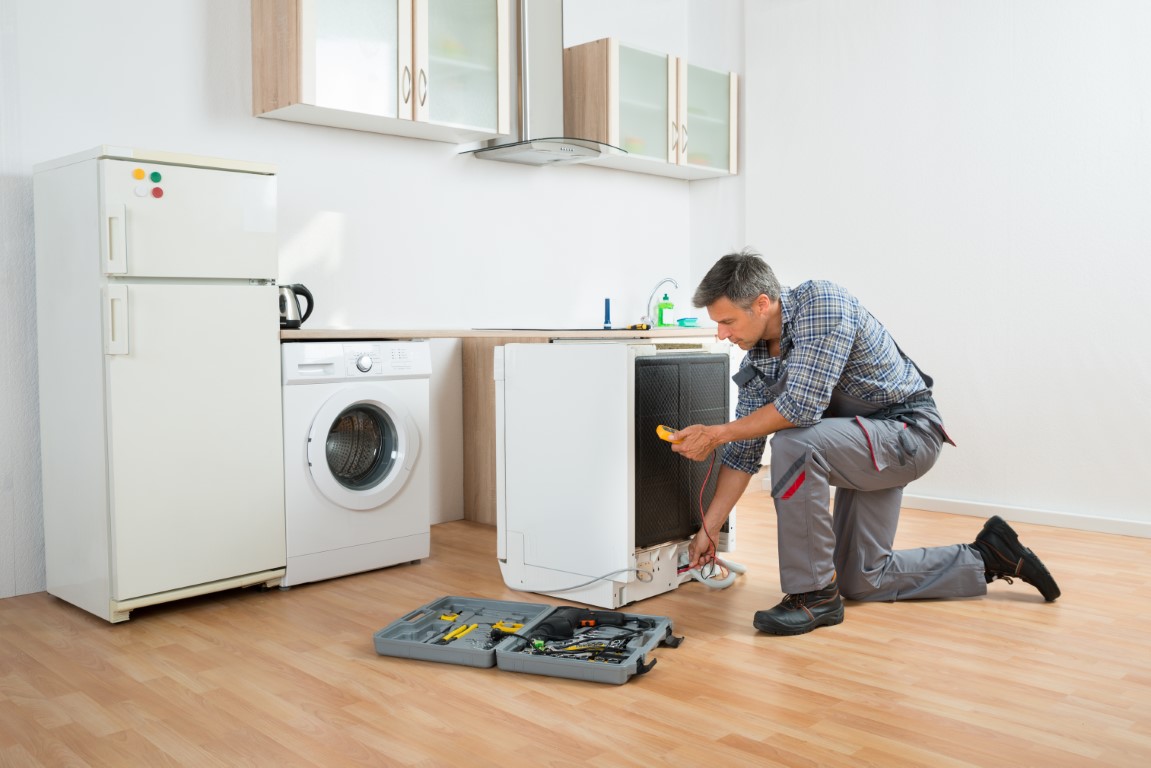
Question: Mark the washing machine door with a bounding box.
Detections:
[306,385,421,510]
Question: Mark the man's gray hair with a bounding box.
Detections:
[692,248,781,309]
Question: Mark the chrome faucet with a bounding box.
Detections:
[642,277,679,326]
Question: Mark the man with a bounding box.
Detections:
[668,250,1059,636]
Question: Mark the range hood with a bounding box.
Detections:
[466,0,624,166]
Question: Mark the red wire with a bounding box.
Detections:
[697,451,719,565]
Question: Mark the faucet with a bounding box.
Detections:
[642,277,679,327]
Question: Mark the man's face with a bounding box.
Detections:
[707,295,771,350]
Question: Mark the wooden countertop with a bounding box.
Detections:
[280,327,717,341]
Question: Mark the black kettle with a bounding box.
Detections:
[279,283,314,329]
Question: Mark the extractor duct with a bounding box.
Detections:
[465,0,624,166]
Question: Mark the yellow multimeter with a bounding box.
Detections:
[656,425,681,443]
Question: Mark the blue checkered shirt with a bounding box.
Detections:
[722,280,927,475]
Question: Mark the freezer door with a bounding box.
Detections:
[104,282,285,600]
[99,158,276,279]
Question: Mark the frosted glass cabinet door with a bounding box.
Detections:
[304,0,401,117]
[682,63,735,172]
[421,0,502,131]
[617,44,674,162]
[562,36,738,179]
[253,0,508,142]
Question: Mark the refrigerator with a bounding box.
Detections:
[33,146,286,622]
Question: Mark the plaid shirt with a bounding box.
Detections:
[722,280,927,475]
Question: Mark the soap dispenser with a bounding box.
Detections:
[657,294,675,327]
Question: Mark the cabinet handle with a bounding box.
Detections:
[671,121,679,152]
[418,69,428,107]
[402,66,412,105]
[681,124,689,153]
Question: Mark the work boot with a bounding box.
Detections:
[753,581,844,636]
[972,515,1060,601]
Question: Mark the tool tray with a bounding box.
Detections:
[372,596,682,685]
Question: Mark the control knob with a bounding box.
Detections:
[356,354,373,373]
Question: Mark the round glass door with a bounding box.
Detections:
[307,386,420,510]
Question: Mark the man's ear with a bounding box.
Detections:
[753,293,772,314]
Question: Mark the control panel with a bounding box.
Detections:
[282,340,433,385]
[346,346,380,376]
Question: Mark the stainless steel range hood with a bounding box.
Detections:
[466,0,624,166]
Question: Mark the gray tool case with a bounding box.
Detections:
[373,596,682,685]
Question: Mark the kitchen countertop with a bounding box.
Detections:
[280,327,717,340]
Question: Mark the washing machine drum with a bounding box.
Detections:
[326,405,397,490]
[308,388,421,510]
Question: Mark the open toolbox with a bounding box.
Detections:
[372,596,682,685]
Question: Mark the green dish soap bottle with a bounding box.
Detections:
[657,293,675,327]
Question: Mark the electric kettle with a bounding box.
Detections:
[279,283,314,329]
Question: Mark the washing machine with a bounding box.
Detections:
[281,340,431,587]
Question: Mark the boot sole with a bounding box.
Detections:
[753,605,845,636]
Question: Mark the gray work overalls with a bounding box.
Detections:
[738,356,988,601]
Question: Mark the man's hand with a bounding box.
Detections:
[687,527,716,570]
[669,424,723,462]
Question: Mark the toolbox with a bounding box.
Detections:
[372,596,682,685]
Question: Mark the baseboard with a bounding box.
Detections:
[902,494,1151,539]
[759,471,1149,539]
[761,467,1149,538]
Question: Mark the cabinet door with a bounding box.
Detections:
[417,0,507,132]
[617,43,676,163]
[681,62,738,174]
[562,37,738,180]
[253,0,508,142]
[302,0,402,118]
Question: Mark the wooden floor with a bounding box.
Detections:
[3,485,1150,767]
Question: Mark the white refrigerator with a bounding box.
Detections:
[33,146,286,622]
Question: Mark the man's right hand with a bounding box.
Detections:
[670,424,723,462]
[688,527,717,570]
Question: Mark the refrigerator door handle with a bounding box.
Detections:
[104,285,129,355]
[104,203,127,275]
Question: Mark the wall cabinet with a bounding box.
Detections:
[253,0,510,143]
[564,38,738,180]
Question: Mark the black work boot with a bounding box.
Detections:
[972,516,1060,602]
[753,581,845,636]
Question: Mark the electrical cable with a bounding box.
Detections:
[685,556,747,589]
[685,449,748,591]
[502,567,654,595]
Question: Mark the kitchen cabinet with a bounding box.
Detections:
[563,38,738,180]
[252,0,510,143]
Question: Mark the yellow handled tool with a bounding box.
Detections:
[492,620,523,633]
[656,425,681,443]
[440,623,478,643]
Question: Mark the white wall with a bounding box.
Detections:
[747,0,1151,535]
[0,0,745,598]
[687,0,747,292]
[564,0,689,54]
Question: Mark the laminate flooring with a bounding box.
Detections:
[2,486,1149,767]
